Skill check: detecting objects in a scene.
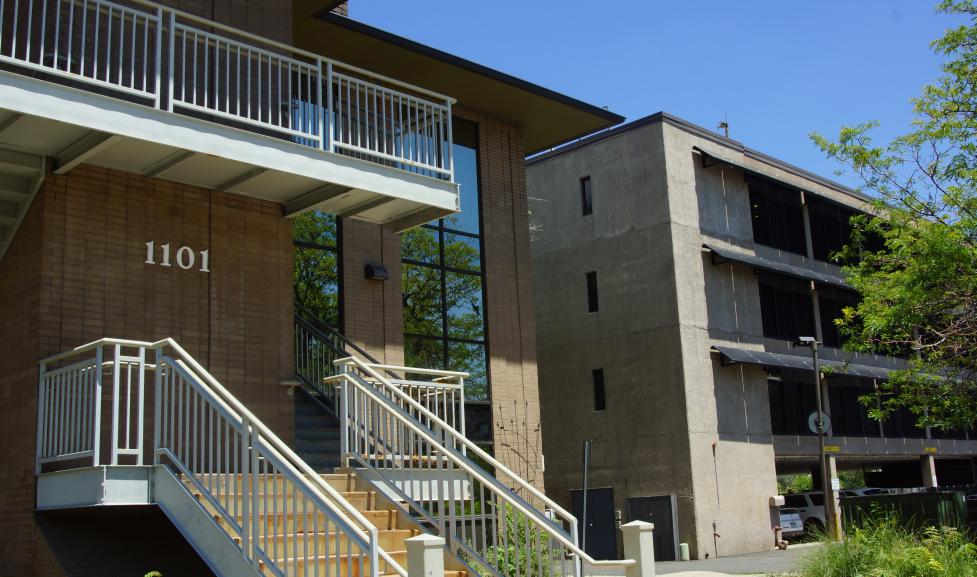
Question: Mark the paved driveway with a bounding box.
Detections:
[656,542,819,575]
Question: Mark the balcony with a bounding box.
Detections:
[0,0,459,236]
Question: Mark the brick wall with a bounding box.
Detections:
[0,165,294,576]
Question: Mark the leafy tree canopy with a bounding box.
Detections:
[812,0,977,431]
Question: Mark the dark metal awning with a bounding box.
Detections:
[703,243,851,290]
[711,345,892,379]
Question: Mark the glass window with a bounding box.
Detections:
[402,118,490,425]
[581,176,593,216]
[586,271,598,313]
[818,288,860,348]
[592,368,606,411]
[293,211,341,328]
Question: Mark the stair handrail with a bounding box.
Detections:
[37,337,408,577]
[332,356,635,575]
[156,338,408,577]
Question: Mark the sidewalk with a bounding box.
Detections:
[656,542,819,575]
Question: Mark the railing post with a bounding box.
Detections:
[153,345,163,464]
[339,366,349,460]
[93,345,103,466]
[167,11,175,112]
[154,6,164,109]
[110,343,122,465]
[446,107,455,183]
[250,428,260,568]
[240,416,251,561]
[458,378,466,456]
[405,534,444,577]
[325,60,334,153]
[136,345,146,465]
[35,362,47,475]
[621,521,656,577]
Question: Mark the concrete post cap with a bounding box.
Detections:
[405,534,446,547]
[621,520,654,531]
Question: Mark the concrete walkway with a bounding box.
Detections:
[655,542,820,575]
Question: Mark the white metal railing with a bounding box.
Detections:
[332,356,635,577]
[294,313,467,435]
[36,338,407,577]
[0,0,455,180]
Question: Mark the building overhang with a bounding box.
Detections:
[0,71,459,231]
[703,243,852,290]
[292,12,624,154]
[711,344,892,380]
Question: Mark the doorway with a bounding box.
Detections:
[571,487,617,560]
[625,495,678,561]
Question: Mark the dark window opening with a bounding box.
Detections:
[808,196,859,263]
[758,271,815,342]
[593,368,606,411]
[581,176,593,216]
[748,177,806,256]
[818,287,860,348]
[586,271,599,313]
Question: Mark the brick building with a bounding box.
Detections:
[0,1,622,575]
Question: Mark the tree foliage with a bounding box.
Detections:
[812,0,977,431]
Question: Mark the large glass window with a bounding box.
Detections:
[293,211,341,328]
[749,177,806,255]
[402,119,490,441]
[808,196,858,263]
[758,271,816,342]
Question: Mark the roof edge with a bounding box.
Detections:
[312,11,625,129]
[527,111,867,202]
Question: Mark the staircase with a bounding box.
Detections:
[35,332,636,577]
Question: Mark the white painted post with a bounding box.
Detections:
[405,534,444,577]
[621,521,656,577]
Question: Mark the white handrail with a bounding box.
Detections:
[334,356,635,575]
[37,338,407,577]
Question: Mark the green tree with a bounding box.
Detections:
[812,0,977,432]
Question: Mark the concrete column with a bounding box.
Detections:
[405,534,444,577]
[621,521,655,577]
[921,454,939,488]
[825,455,843,540]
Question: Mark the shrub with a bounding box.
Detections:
[796,515,977,577]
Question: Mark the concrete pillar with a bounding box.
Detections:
[921,454,939,488]
[621,521,655,577]
[405,534,444,577]
[825,455,843,540]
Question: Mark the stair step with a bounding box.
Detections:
[264,528,417,552]
[294,438,341,452]
[268,551,407,577]
[191,472,356,493]
[235,508,402,531]
[295,427,341,441]
[198,490,375,511]
[296,415,340,428]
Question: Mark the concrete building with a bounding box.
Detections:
[527,112,977,561]
[0,1,625,575]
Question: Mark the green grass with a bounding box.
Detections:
[795,516,977,577]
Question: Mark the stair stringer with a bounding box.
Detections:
[152,466,264,577]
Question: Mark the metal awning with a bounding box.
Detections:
[703,243,851,290]
[711,345,892,379]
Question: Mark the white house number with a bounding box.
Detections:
[145,241,210,272]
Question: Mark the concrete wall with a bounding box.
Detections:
[660,122,779,558]
[528,121,698,553]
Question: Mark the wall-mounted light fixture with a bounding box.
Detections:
[364,263,389,281]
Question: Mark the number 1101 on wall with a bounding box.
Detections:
[145,241,211,272]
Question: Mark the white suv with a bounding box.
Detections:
[782,492,826,532]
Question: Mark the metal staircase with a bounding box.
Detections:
[35,329,636,577]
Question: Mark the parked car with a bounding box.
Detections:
[840,487,892,498]
[778,507,805,539]
[783,492,825,532]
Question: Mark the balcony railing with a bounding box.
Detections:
[0,0,455,180]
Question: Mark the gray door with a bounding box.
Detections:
[571,488,617,560]
[625,496,677,561]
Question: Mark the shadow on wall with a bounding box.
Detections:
[36,506,216,577]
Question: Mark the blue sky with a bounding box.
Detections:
[349,1,968,188]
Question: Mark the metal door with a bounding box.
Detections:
[625,495,678,561]
[571,487,617,560]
